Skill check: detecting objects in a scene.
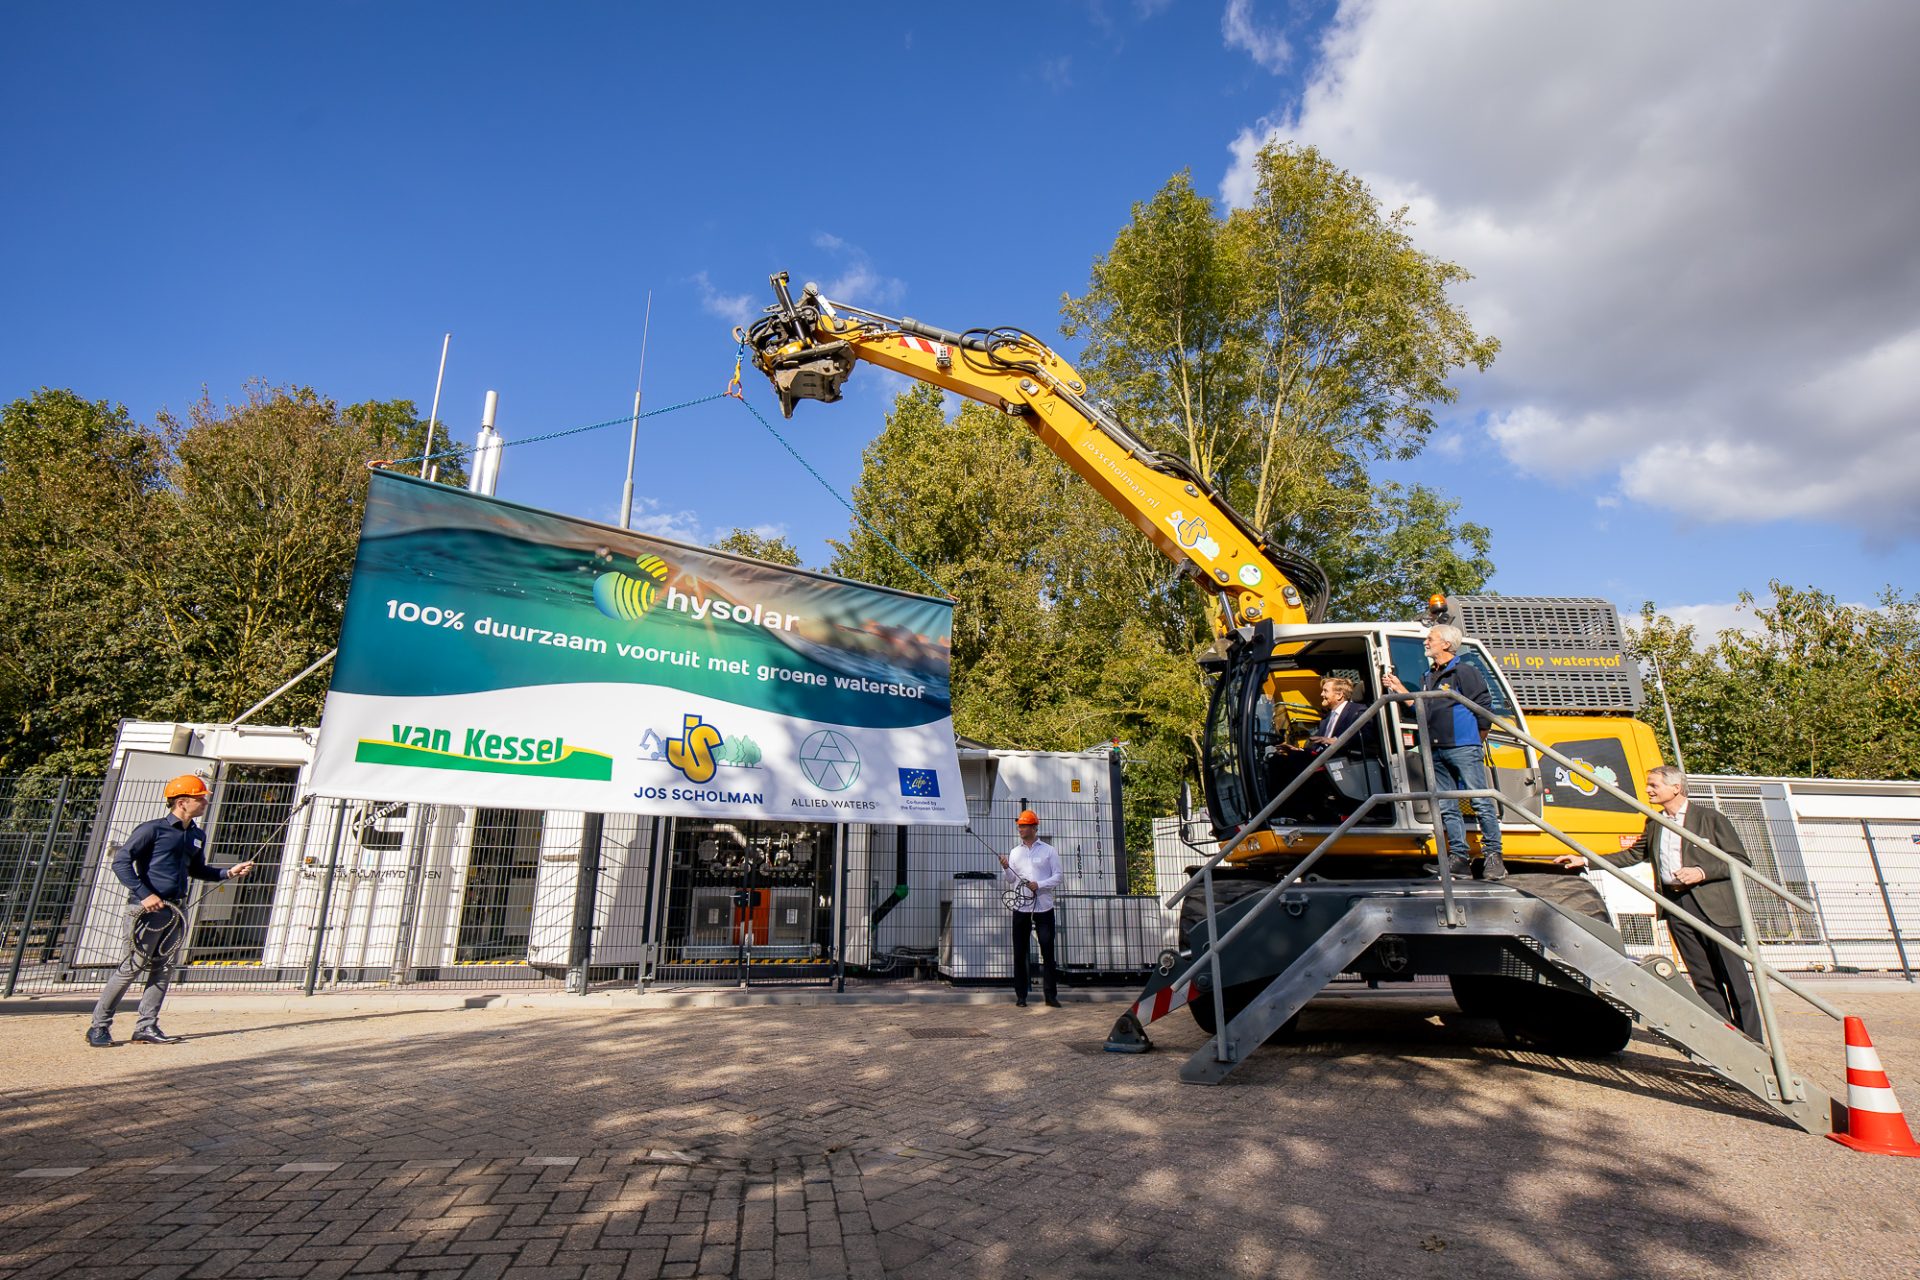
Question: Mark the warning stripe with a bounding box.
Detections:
[1848,1067,1895,1091]
[1847,1044,1886,1072]
[1846,1084,1904,1113]
[1133,981,1199,1025]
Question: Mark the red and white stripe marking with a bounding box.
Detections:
[1847,1038,1905,1115]
[1133,981,1200,1025]
[897,335,950,360]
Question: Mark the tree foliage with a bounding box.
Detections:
[0,385,467,773]
[1632,583,1920,780]
[712,528,802,567]
[0,390,169,774]
[1062,145,1498,621]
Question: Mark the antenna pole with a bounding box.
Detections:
[420,332,451,478]
[620,293,653,529]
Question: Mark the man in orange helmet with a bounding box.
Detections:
[86,774,253,1047]
[997,809,1062,1008]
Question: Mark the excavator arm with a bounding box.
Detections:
[741,273,1325,632]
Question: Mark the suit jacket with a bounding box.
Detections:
[1601,803,1753,928]
[1313,700,1376,757]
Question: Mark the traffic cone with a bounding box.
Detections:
[1828,1016,1920,1156]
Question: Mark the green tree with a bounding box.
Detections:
[1631,583,1920,779]
[0,389,169,773]
[141,385,394,726]
[1061,145,1498,618]
[344,399,469,490]
[713,528,802,567]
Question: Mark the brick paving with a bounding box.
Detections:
[2,984,1918,1278]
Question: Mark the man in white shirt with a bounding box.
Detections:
[998,809,1062,1008]
[1555,765,1761,1037]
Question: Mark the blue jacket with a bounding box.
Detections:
[1417,658,1493,749]
[112,814,226,902]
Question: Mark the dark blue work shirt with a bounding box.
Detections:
[1418,658,1493,749]
[111,814,226,902]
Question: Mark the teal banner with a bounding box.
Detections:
[310,472,965,823]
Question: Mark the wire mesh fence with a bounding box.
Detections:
[4,781,1162,996]
[18,769,1913,998]
[0,776,107,997]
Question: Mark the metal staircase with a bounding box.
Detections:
[1108,689,1852,1136]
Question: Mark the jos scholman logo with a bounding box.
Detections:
[666,713,722,784]
[798,730,861,792]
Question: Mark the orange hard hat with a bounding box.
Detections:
[1016,809,1040,826]
[163,774,211,801]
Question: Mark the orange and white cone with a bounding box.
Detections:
[1828,1016,1920,1157]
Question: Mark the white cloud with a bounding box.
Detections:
[1645,601,1764,643]
[627,497,707,546]
[1223,0,1292,73]
[1038,55,1074,92]
[808,234,906,309]
[1223,2,1920,539]
[691,270,755,328]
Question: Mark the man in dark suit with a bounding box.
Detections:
[1556,765,1761,1037]
[1306,676,1368,755]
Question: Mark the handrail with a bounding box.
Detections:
[1161,684,1844,1093]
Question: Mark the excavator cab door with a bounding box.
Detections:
[1201,625,1405,837]
[1382,636,1543,829]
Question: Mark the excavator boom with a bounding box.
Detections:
[742,273,1325,632]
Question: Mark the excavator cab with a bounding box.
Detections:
[1201,621,1545,850]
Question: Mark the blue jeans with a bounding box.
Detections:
[1433,743,1501,859]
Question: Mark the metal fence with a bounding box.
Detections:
[2,777,1160,997]
[1,776,107,997]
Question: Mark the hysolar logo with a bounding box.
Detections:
[593,553,671,622]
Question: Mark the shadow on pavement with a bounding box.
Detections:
[0,993,1836,1280]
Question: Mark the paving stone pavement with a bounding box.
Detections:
[2,984,1918,1279]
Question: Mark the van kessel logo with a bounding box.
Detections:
[592,553,670,622]
[798,730,861,791]
[898,768,940,798]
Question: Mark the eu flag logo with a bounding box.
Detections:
[898,768,939,797]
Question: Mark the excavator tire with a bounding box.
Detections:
[1188,980,1301,1040]
[1464,975,1633,1056]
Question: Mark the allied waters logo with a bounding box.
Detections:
[798,730,861,791]
[592,553,670,622]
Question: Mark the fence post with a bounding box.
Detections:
[834,824,849,993]
[4,778,71,998]
[636,818,666,992]
[567,813,605,995]
[303,799,348,996]
[1861,821,1914,982]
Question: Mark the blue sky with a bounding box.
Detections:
[4,3,1914,638]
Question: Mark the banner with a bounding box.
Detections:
[309,471,966,824]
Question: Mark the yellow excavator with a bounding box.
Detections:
[741,274,1834,1120]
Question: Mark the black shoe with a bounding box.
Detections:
[1479,851,1508,881]
[86,1027,114,1048]
[1014,993,1028,1007]
[130,1028,183,1045]
[1044,998,1063,1008]
[1423,856,1472,879]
